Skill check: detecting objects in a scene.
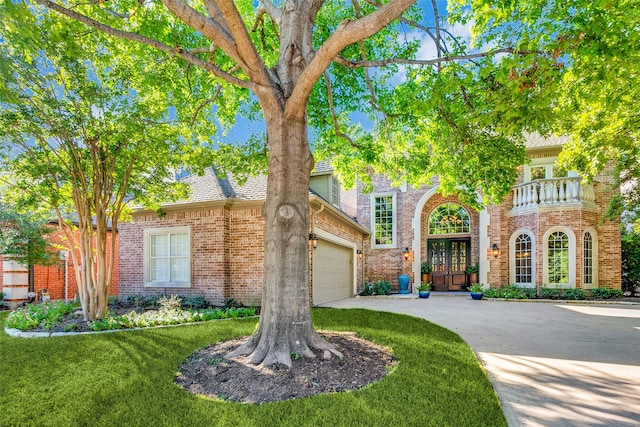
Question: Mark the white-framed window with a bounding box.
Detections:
[371,193,396,248]
[524,157,567,182]
[144,226,191,287]
[428,203,471,235]
[542,226,576,288]
[583,227,599,288]
[509,229,536,287]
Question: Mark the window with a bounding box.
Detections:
[515,234,533,284]
[331,176,341,207]
[144,226,191,287]
[547,231,569,285]
[582,228,598,288]
[510,229,536,287]
[372,194,396,247]
[525,157,567,182]
[428,203,470,235]
[583,231,593,286]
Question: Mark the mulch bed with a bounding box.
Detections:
[175,332,398,403]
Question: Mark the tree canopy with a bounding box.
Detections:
[0,204,55,268]
[0,11,213,319]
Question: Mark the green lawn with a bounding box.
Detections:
[0,308,506,427]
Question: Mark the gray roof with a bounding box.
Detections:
[312,160,333,175]
[163,167,267,207]
[524,132,568,149]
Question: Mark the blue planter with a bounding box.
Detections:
[470,292,484,300]
[398,275,410,294]
[418,291,430,299]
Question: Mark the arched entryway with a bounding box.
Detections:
[427,203,471,291]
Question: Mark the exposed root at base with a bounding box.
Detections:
[227,329,345,368]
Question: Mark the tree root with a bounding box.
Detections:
[227,327,344,368]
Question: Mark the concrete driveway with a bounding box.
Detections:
[322,294,640,427]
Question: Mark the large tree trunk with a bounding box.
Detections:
[228,108,343,368]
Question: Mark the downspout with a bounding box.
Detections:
[310,203,325,235]
[309,202,325,296]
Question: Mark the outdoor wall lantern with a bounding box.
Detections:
[492,243,500,258]
[357,249,363,259]
[309,233,318,249]
[402,247,411,261]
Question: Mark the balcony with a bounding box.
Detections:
[511,177,597,212]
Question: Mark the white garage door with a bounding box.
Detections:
[312,239,353,305]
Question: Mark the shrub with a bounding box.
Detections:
[222,297,243,309]
[359,280,392,296]
[483,284,534,299]
[181,295,209,310]
[158,295,182,312]
[540,286,562,299]
[144,295,163,308]
[0,292,4,300]
[622,232,640,295]
[562,288,586,300]
[590,288,624,299]
[125,294,145,307]
[373,280,392,295]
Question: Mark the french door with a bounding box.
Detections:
[428,238,470,291]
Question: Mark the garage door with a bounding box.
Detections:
[312,239,353,305]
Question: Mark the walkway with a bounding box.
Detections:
[323,294,640,427]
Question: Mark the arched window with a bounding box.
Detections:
[548,231,569,285]
[515,234,533,285]
[510,229,535,287]
[428,203,470,235]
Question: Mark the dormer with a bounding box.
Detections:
[310,161,341,208]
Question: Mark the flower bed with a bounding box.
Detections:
[5,295,258,333]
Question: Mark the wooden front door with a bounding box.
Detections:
[428,238,470,291]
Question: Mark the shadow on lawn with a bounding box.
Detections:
[1,310,506,427]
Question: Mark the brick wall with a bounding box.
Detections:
[118,201,367,306]
[358,162,622,291]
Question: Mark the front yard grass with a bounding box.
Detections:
[0,308,506,426]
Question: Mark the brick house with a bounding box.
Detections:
[117,134,621,306]
[1,224,119,306]
[361,133,621,292]
[117,166,369,305]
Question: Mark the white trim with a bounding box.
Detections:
[509,228,536,288]
[542,226,576,288]
[410,187,488,287]
[478,208,490,285]
[143,226,192,288]
[582,227,599,288]
[411,187,440,285]
[524,157,558,182]
[314,228,357,298]
[370,192,397,249]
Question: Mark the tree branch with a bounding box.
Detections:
[259,0,281,26]
[430,0,442,63]
[286,0,416,117]
[213,0,272,86]
[351,0,386,118]
[333,48,539,68]
[34,0,253,89]
[158,0,239,58]
[190,83,223,125]
[323,71,359,149]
